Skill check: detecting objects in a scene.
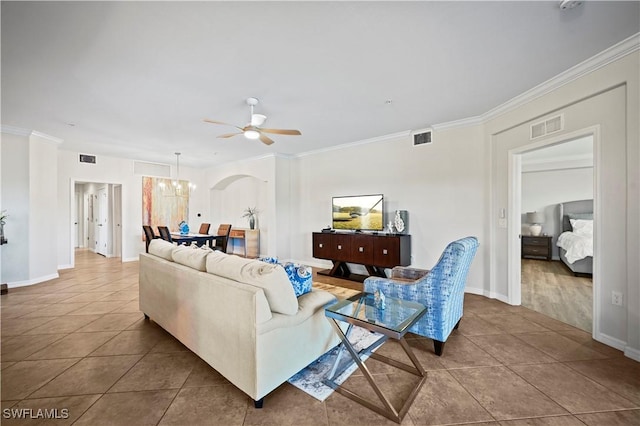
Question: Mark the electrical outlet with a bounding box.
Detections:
[611,291,623,306]
[498,218,507,228]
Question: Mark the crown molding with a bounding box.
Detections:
[429,32,639,133]
[31,131,63,144]
[0,125,63,143]
[1,125,31,136]
[479,32,640,124]
[295,130,411,158]
[431,115,483,132]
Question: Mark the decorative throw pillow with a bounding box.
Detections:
[258,258,313,297]
[282,262,313,297]
[570,219,593,237]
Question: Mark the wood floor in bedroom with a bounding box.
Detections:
[521,259,592,332]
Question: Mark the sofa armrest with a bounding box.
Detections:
[391,266,430,282]
[256,289,336,335]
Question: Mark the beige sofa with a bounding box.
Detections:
[139,239,340,406]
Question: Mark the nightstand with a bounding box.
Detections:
[521,235,552,260]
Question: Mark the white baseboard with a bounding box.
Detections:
[7,273,60,288]
[58,264,73,270]
[595,332,626,351]
[465,286,512,305]
[122,256,139,263]
[624,346,640,362]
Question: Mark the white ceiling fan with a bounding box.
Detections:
[204,97,302,145]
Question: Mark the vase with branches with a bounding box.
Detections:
[242,207,258,230]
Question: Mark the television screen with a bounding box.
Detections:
[332,194,384,231]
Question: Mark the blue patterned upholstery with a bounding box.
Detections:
[364,236,479,355]
[258,257,313,297]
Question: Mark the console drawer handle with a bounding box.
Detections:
[337,245,342,250]
[318,243,323,248]
[359,247,364,252]
[382,249,388,255]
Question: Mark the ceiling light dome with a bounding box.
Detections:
[244,129,260,140]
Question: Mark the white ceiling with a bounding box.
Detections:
[2,1,639,168]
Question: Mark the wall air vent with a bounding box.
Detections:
[530,114,564,140]
[79,154,96,164]
[133,160,170,177]
[412,128,433,146]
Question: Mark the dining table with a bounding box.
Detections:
[170,232,222,249]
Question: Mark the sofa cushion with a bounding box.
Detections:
[172,245,210,271]
[206,252,299,315]
[148,239,175,261]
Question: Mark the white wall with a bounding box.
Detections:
[487,51,638,357]
[29,135,59,280]
[1,133,30,283]
[56,150,207,266]
[206,155,278,256]
[521,166,593,258]
[291,125,487,292]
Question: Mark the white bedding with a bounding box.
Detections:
[557,231,593,264]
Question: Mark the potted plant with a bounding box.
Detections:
[0,210,7,242]
[242,207,258,230]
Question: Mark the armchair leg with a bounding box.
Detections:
[254,398,264,409]
[454,319,461,330]
[434,340,445,356]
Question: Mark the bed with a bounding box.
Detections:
[556,199,593,277]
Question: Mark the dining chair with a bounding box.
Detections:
[363,236,479,356]
[142,225,160,252]
[157,226,173,243]
[213,224,232,253]
[198,223,211,234]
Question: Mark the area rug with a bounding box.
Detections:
[288,325,384,401]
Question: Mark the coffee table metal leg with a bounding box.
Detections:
[325,319,400,421]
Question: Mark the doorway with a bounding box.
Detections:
[96,187,108,256]
[508,126,600,338]
[519,136,594,331]
[72,181,122,266]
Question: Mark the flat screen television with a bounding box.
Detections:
[332,194,384,231]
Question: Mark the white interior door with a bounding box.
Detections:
[113,185,122,258]
[96,187,108,256]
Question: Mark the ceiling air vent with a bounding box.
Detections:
[412,128,433,146]
[530,114,564,140]
[79,154,96,164]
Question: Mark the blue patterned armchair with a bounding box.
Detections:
[363,236,479,356]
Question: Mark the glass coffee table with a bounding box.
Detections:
[324,292,427,423]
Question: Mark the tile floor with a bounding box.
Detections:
[1,250,639,425]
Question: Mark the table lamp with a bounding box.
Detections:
[526,211,545,236]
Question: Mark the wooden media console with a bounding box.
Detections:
[312,232,411,282]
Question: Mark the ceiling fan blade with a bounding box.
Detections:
[204,119,243,131]
[217,132,242,138]
[259,128,302,136]
[259,133,275,145]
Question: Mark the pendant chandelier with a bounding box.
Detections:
[158,152,195,197]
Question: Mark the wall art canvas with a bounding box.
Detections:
[142,176,189,233]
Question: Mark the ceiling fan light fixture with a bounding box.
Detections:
[244,129,260,140]
[251,113,267,126]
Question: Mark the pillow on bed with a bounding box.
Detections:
[570,219,593,237]
[567,212,593,221]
